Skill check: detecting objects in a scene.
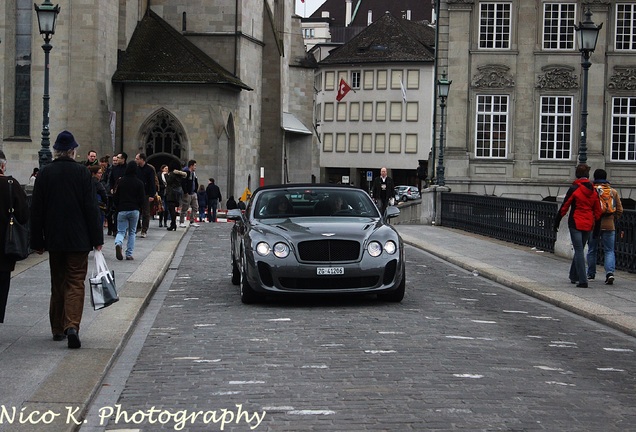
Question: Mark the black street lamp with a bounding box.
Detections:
[436,71,451,186]
[34,0,61,168]
[574,7,602,165]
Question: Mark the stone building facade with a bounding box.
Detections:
[0,0,317,198]
[436,0,635,202]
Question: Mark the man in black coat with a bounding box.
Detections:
[30,130,104,349]
[134,153,157,237]
[179,160,200,227]
[205,178,222,222]
[371,167,395,215]
[106,152,127,237]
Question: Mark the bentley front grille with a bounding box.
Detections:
[297,240,361,262]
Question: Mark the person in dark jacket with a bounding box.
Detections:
[89,165,108,226]
[30,131,104,349]
[113,161,145,261]
[554,164,602,288]
[106,153,127,237]
[197,184,208,222]
[226,195,238,210]
[205,178,222,222]
[179,160,200,227]
[0,150,29,323]
[157,164,169,227]
[164,161,187,231]
[134,153,157,237]
[371,167,395,215]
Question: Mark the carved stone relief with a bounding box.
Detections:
[536,66,579,90]
[471,65,515,89]
[608,66,636,91]
[582,0,611,5]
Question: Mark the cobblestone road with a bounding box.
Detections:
[92,223,636,432]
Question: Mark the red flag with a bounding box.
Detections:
[336,78,352,101]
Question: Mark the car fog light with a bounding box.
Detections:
[273,242,290,258]
[256,242,271,256]
[367,241,382,257]
[384,241,397,255]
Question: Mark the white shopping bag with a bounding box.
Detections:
[89,249,119,310]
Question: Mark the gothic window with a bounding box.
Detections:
[539,96,573,160]
[475,95,508,158]
[542,3,576,50]
[143,111,184,159]
[479,3,511,49]
[611,97,636,161]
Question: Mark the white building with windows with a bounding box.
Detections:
[436,0,636,203]
[315,13,436,189]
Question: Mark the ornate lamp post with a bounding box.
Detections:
[574,7,602,165]
[34,0,61,168]
[436,72,451,186]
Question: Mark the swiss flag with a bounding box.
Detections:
[336,78,352,101]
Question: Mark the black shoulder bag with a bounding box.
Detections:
[4,179,30,260]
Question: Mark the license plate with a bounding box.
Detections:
[317,267,344,275]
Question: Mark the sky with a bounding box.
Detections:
[294,0,326,18]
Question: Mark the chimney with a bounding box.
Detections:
[367,10,372,25]
[345,0,352,27]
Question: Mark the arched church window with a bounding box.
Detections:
[143,111,184,159]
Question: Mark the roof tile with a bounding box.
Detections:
[319,13,435,65]
[112,10,251,89]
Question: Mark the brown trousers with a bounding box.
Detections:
[48,251,89,335]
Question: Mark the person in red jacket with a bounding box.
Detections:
[555,164,602,288]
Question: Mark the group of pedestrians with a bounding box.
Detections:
[0,129,238,350]
[156,162,226,226]
[555,163,623,288]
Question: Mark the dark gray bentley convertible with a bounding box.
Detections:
[227,184,405,304]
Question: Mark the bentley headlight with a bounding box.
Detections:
[273,242,290,258]
[256,242,271,256]
[384,240,397,255]
[367,241,382,257]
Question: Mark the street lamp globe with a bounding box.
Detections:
[437,73,452,100]
[35,0,60,39]
[575,8,602,53]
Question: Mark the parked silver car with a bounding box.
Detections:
[395,185,421,202]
